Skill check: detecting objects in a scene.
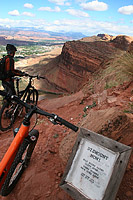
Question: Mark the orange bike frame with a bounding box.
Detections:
[0,123,30,189]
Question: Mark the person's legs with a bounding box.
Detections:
[2,81,16,95]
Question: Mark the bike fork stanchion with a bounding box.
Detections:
[24,130,39,167]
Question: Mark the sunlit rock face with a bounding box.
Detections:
[41,40,118,93]
[111,35,133,51]
[128,41,133,53]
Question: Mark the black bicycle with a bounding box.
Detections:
[0,74,45,131]
[0,90,78,196]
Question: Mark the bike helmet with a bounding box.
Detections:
[6,44,17,52]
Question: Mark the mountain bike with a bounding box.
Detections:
[0,90,78,196]
[0,75,45,131]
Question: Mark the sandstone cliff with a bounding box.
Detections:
[21,34,133,94]
[80,33,115,42]
[38,40,120,93]
[128,41,133,53]
[0,35,133,200]
[110,35,133,51]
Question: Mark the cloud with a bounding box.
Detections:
[39,7,53,11]
[65,2,71,6]
[8,9,35,17]
[75,0,86,2]
[118,5,133,15]
[22,12,35,17]
[24,3,34,9]
[48,0,67,6]
[0,17,133,36]
[45,18,133,36]
[75,0,87,3]
[5,25,11,28]
[66,9,89,17]
[8,10,20,16]
[0,18,49,28]
[38,6,61,12]
[80,0,108,11]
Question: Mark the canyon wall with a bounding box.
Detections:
[27,34,133,94]
[40,40,119,93]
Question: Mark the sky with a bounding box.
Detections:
[0,0,133,36]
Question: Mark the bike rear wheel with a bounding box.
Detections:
[0,101,15,131]
[26,88,38,105]
[0,129,39,196]
[25,88,38,112]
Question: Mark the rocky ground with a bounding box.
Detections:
[0,80,132,200]
[0,40,133,200]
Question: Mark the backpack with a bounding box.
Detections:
[0,56,7,80]
[0,56,10,80]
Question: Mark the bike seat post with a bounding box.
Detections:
[30,76,32,83]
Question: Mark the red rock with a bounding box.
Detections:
[126,191,133,197]
[41,40,119,93]
[107,96,117,104]
[130,96,133,102]
[128,41,133,53]
[111,35,133,51]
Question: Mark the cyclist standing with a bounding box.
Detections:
[2,44,25,95]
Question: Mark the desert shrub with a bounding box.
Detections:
[86,51,133,91]
[102,51,133,89]
[119,52,133,77]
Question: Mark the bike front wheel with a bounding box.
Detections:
[0,101,15,131]
[0,129,39,196]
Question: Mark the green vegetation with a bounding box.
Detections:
[87,51,133,91]
[119,52,133,77]
[0,45,6,58]
[53,133,59,138]
[83,101,97,112]
[103,52,133,88]
[123,102,133,114]
[83,101,97,117]
[0,42,64,60]
[16,45,57,57]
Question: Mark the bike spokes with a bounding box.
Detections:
[0,102,14,131]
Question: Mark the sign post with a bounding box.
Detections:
[60,128,132,200]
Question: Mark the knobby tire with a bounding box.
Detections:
[0,101,24,131]
[25,89,38,112]
[0,101,14,131]
[0,129,39,196]
[26,88,38,105]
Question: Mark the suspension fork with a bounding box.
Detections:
[0,123,30,188]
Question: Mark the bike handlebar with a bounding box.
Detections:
[0,90,78,132]
[11,74,45,80]
[24,74,45,80]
